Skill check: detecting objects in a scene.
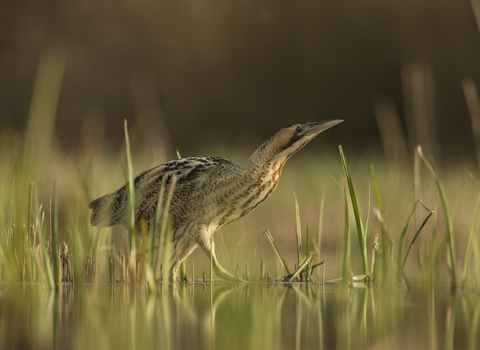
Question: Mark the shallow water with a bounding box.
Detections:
[1,281,478,350]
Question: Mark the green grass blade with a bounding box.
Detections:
[305,222,313,281]
[317,195,324,254]
[147,177,166,287]
[365,183,371,239]
[418,146,458,289]
[342,183,351,286]
[371,164,393,287]
[264,229,291,275]
[461,190,480,288]
[306,221,310,256]
[371,165,384,217]
[151,178,167,259]
[27,183,33,245]
[37,206,54,289]
[316,196,325,281]
[339,146,368,276]
[293,192,302,270]
[51,183,59,286]
[159,176,177,282]
[124,120,136,262]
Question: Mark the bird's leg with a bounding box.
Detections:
[169,240,198,282]
[197,233,248,283]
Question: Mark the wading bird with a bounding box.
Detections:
[89,120,343,282]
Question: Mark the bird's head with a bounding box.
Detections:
[249,119,343,166]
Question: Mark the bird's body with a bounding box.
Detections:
[89,120,342,282]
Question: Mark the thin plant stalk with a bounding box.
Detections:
[371,165,393,287]
[51,183,59,286]
[342,186,350,286]
[27,183,33,245]
[159,176,177,282]
[36,206,54,289]
[147,178,166,289]
[418,146,458,289]
[461,191,480,288]
[317,196,324,281]
[293,192,302,271]
[339,145,368,276]
[305,222,313,281]
[124,120,136,262]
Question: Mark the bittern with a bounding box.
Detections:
[89,119,343,282]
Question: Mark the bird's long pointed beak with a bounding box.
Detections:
[306,119,343,136]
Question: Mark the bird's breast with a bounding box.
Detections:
[214,162,284,228]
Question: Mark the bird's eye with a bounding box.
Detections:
[295,126,303,133]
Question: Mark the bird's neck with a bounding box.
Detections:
[244,136,292,169]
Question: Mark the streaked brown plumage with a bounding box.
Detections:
[89,120,343,282]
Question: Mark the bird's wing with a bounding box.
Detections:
[89,156,231,228]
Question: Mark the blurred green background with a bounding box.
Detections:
[1,0,480,160]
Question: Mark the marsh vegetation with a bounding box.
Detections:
[2,40,480,350]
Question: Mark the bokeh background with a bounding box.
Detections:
[2,0,480,160]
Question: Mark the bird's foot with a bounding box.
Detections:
[213,264,248,283]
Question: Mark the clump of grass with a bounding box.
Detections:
[263,196,322,282]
